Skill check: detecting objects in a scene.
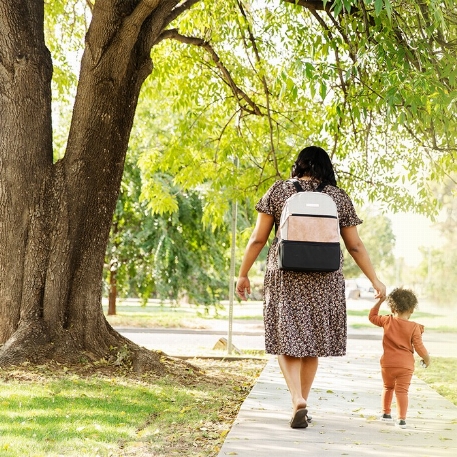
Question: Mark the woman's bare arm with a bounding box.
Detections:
[340,225,386,299]
[236,212,274,300]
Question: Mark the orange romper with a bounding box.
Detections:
[369,308,428,418]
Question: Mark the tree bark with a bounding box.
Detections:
[0,0,192,370]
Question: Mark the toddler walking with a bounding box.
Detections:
[369,287,431,428]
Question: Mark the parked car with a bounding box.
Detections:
[345,279,361,299]
[345,278,375,299]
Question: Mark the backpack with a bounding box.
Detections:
[277,179,341,272]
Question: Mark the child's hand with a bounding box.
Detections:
[421,356,431,368]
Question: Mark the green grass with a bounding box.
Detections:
[0,359,265,457]
[347,308,457,333]
[1,378,150,455]
[104,304,202,328]
[347,309,438,318]
[217,314,264,320]
[104,303,264,329]
[415,357,457,406]
[0,373,185,455]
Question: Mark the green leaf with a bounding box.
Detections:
[375,0,384,15]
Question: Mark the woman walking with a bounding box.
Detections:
[236,146,386,428]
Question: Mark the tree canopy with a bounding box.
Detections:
[1,0,457,367]
[105,150,229,308]
[135,0,457,220]
[342,209,396,280]
[47,0,457,219]
[416,177,457,304]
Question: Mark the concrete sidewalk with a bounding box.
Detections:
[218,343,457,456]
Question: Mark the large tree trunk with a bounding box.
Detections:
[0,0,191,369]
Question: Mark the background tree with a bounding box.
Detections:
[417,177,457,305]
[342,210,396,281]
[1,0,456,368]
[105,150,230,312]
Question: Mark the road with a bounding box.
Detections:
[117,322,265,357]
[117,322,457,359]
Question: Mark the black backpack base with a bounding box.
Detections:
[278,239,341,272]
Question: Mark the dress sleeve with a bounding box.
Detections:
[255,181,282,216]
[336,188,363,228]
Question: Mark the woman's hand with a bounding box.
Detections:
[236,276,251,300]
[372,279,386,300]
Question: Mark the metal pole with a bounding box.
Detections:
[227,197,237,355]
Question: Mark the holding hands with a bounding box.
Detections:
[372,279,387,301]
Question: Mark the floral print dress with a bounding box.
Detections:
[255,179,362,357]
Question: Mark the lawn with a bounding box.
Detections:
[103,301,264,329]
[414,357,457,406]
[0,358,266,457]
[347,308,457,333]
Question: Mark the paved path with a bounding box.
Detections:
[217,344,457,457]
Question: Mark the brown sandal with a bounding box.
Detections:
[290,408,309,428]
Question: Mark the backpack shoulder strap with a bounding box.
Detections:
[290,179,327,192]
[290,179,304,193]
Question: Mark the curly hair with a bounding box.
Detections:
[386,288,418,314]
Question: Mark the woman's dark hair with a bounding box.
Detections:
[387,288,418,314]
[291,146,337,186]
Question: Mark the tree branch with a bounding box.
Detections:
[158,29,263,116]
[85,0,94,12]
[235,0,279,176]
[164,0,201,27]
[359,1,371,39]
[310,9,350,98]
[281,0,331,12]
[115,0,163,55]
[85,1,159,70]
